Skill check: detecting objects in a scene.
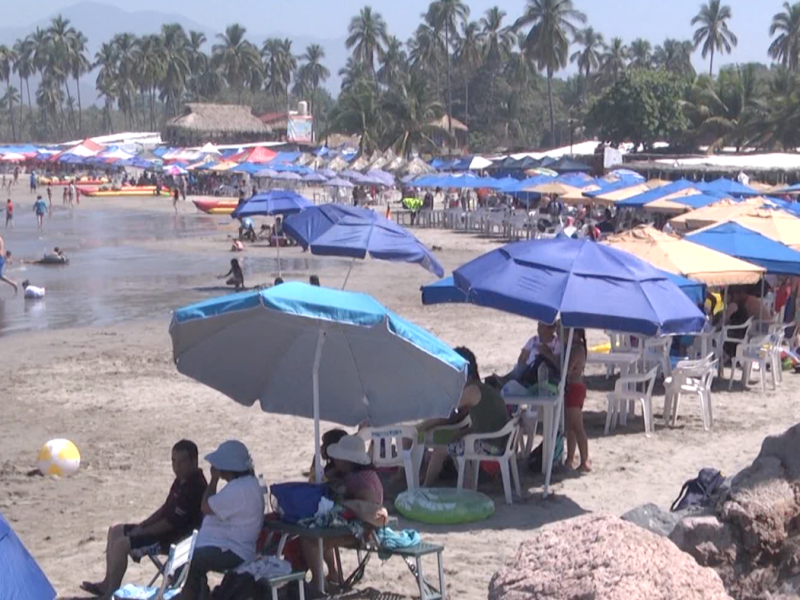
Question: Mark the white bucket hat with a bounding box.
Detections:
[326,435,371,466]
[205,440,253,472]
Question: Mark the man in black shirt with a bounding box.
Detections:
[81,440,208,599]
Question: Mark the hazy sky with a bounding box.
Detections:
[3,0,780,70]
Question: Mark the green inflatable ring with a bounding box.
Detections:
[395,488,495,525]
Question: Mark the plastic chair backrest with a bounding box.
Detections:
[158,530,197,599]
[502,416,522,457]
[358,426,417,468]
[643,366,659,398]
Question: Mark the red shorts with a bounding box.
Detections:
[566,382,587,409]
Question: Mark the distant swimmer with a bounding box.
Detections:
[219,258,244,290]
[0,235,17,294]
[37,247,69,265]
[21,280,45,299]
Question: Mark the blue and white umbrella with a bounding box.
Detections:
[283,203,445,286]
[171,282,468,479]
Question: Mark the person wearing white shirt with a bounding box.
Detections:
[182,440,264,600]
[491,321,560,386]
[22,280,45,299]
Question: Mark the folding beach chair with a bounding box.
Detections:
[113,531,198,600]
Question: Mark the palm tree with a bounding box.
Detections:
[601,37,628,82]
[339,57,371,92]
[12,38,34,114]
[212,24,261,103]
[408,23,444,100]
[377,36,406,88]
[112,33,138,128]
[68,30,90,135]
[94,41,118,132]
[769,2,800,72]
[629,38,653,69]
[691,0,737,76]
[654,38,696,78]
[456,21,483,127]
[301,44,330,118]
[186,31,208,100]
[382,69,444,156]
[515,0,587,146]
[479,8,514,113]
[327,79,383,152]
[134,34,166,130]
[47,16,77,134]
[570,26,604,77]
[346,6,389,77]
[0,45,18,140]
[1,85,20,141]
[159,24,190,118]
[37,74,63,137]
[429,0,470,135]
[263,38,296,109]
[480,7,515,64]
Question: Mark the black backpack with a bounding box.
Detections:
[670,468,724,512]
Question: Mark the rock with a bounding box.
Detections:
[670,422,800,600]
[669,515,738,567]
[621,502,682,537]
[488,513,732,600]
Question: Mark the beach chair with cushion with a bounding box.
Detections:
[113,531,197,600]
[605,366,659,437]
[357,425,420,491]
[455,415,522,505]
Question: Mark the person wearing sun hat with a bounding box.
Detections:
[301,435,384,591]
[182,440,265,600]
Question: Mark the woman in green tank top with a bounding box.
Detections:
[421,347,510,487]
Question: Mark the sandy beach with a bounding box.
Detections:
[1,192,799,600]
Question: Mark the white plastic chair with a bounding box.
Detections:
[113,531,198,600]
[714,316,754,374]
[664,354,717,430]
[605,366,659,437]
[357,426,420,491]
[730,336,775,392]
[455,416,522,505]
[641,336,672,379]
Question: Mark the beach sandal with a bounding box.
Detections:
[80,582,104,596]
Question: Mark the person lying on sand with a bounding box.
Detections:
[81,440,207,600]
[219,259,244,290]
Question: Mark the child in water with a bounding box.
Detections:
[219,258,244,290]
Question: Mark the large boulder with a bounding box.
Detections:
[670,422,800,600]
[621,502,682,537]
[488,513,732,600]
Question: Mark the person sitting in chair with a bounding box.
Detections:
[421,347,510,487]
[80,440,207,599]
[182,440,264,600]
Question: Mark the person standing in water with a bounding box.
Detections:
[0,235,17,293]
[33,195,48,229]
[5,199,13,229]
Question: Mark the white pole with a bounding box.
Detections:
[544,327,574,497]
[341,258,356,290]
[312,327,326,483]
[312,326,326,595]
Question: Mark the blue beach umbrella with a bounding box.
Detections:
[451,237,705,495]
[688,221,800,276]
[170,282,468,478]
[283,203,444,285]
[0,510,57,600]
[232,190,313,219]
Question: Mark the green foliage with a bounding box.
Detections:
[586,70,687,149]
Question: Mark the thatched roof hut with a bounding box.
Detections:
[165,103,271,145]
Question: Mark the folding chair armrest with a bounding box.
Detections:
[461,417,519,444]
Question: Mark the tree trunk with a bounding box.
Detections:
[7,81,16,142]
[75,75,83,136]
[464,72,469,128]
[547,69,555,147]
[709,47,714,77]
[64,79,77,136]
[445,25,452,137]
[25,78,32,112]
[19,74,24,138]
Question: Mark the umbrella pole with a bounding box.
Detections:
[341,258,355,290]
[276,237,282,278]
[545,326,574,497]
[312,327,327,595]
